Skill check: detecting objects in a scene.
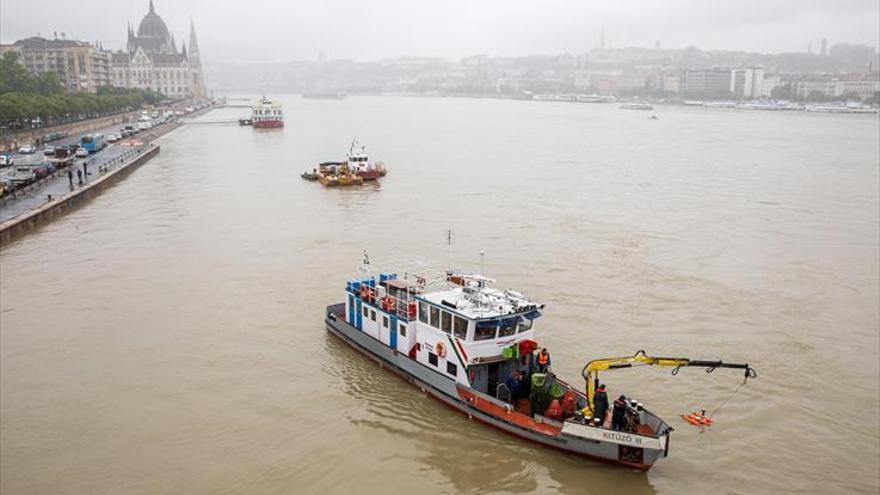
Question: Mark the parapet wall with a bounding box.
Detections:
[0,145,161,247]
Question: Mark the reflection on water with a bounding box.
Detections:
[1,96,877,494]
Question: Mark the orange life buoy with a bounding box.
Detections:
[680,412,714,426]
[435,341,447,358]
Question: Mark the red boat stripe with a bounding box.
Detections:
[455,338,468,363]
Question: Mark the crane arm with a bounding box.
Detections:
[581,350,757,411]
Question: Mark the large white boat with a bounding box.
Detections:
[251,96,284,128]
[532,94,574,102]
[576,94,616,103]
[620,102,654,110]
[325,256,756,470]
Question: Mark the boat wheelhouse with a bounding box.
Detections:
[251,96,284,128]
[325,257,675,470]
[347,139,386,181]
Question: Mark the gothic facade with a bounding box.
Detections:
[110,1,206,99]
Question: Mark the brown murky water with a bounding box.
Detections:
[2,97,878,494]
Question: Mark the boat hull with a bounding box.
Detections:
[324,304,665,470]
[253,120,284,129]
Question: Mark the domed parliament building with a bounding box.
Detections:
[110,1,206,99]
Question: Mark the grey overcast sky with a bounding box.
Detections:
[1,0,878,62]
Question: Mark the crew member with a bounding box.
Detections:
[612,394,627,431]
[536,348,551,373]
[593,383,609,425]
[505,370,524,401]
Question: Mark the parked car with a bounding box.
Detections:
[18,145,36,154]
[75,148,89,158]
[0,154,13,167]
[43,146,55,156]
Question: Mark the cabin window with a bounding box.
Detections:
[363,306,368,318]
[518,318,533,333]
[441,311,452,333]
[447,362,457,376]
[453,316,468,339]
[419,301,428,323]
[399,324,407,337]
[498,319,517,337]
[383,316,389,328]
[474,325,497,341]
[430,306,440,328]
[371,310,376,321]
[428,352,438,366]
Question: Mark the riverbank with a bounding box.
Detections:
[0,104,215,246]
[0,144,160,246]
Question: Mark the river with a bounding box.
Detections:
[1,96,878,494]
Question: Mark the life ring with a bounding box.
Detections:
[435,341,447,358]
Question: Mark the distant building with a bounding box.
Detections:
[820,39,828,57]
[731,68,764,99]
[683,68,733,99]
[758,74,781,97]
[834,80,880,98]
[796,80,835,98]
[1,36,111,92]
[796,78,880,99]
[109,0,206,99]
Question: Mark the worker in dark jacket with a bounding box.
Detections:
[593,384,609,425]
[612,395,628,431]
[505,370,524,401]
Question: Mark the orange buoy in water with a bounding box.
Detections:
[680,411,714,426]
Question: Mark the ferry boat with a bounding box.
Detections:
[347,140,387,181]
[620,102,654,110]
[324,256,756,470]
[251,96,284,129]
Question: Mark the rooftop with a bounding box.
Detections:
[420,279,542,320]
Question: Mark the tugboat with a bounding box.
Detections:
[347,139,387,181]
[325,255,757,470]
[251,96,284,129]
[317,162,363,187]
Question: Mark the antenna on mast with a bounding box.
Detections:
[480,250,485,275]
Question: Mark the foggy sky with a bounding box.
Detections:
[1,0,878,63]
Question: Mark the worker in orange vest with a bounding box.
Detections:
[536,348,551,373]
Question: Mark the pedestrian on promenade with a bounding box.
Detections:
[83,161,88,176]
[76,169,83,185]
[67,170,73,188]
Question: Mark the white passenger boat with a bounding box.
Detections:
[576,94,616,103]
[620,102,654,110]
[325,256,756,470]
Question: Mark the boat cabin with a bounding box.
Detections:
[344,271,544,392]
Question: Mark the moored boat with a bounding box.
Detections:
[252,96,284,128]
[620,102,654,110]
[317,161,363,186]
[324,256,756,470]
[347,139,387,180]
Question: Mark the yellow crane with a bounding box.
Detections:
[581,350,757,413]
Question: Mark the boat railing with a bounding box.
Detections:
[495,383,512,404]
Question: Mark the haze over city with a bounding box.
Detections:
[1,0,878,62]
